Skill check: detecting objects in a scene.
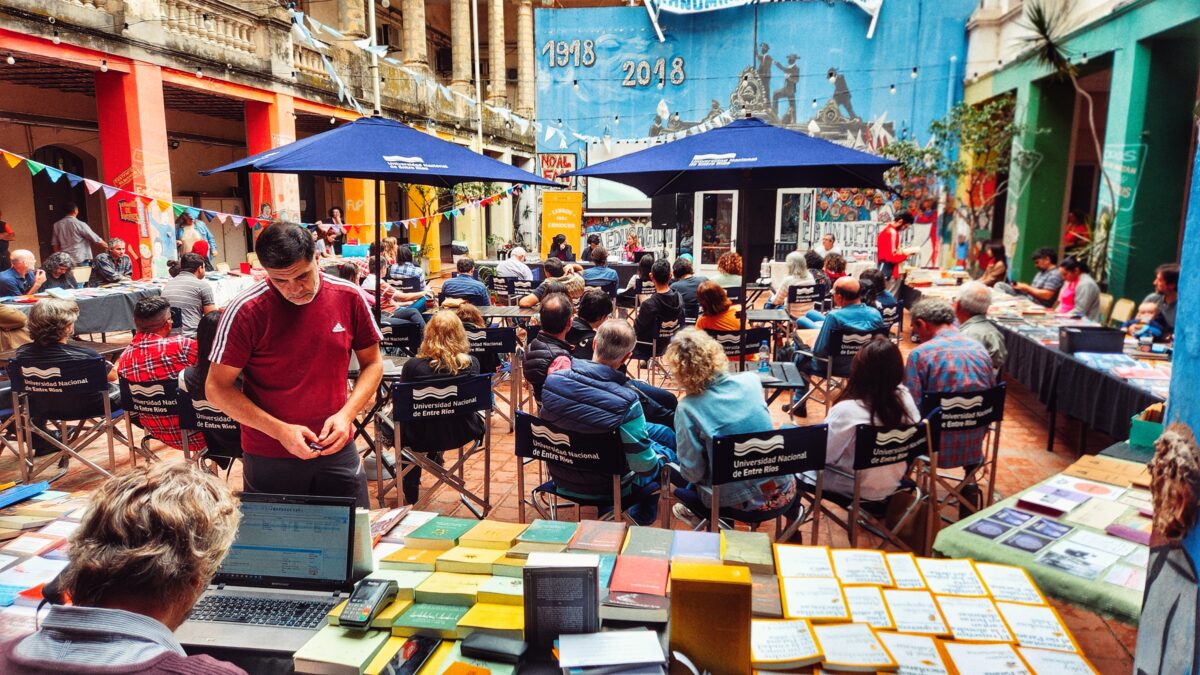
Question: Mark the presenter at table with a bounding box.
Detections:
[207,222,382,506]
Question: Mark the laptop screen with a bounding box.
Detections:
[214,494,355,591]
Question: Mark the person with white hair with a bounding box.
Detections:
[496,246,533,281]
[765,250,815,310]
[0,249,45,296]
[955,281,1007,371]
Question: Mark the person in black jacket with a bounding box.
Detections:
[522,293,574,403]
[397,311,485,504]
[633,259,684,355]
[567,287,613,359]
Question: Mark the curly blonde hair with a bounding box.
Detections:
[1150,424,1200,543]
[62,461,240,607]
[417,310,472,374]
[662,327,728,395]
[717,251,742,276]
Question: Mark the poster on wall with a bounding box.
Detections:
[541,191,584,259]
[539,153,578,189]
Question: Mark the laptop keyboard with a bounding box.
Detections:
[189,594,339,629]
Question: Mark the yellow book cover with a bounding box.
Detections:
[364,636,411,675]
[458,521,528,550]
[362,570,433,601]
[292,625,391,675]
[414,572,486,606]
[456,602,524,641]
[435,547,507,575]
[493,555,527,577]
[327,598,414,629]
[381,547,444,572]
[670,562,752,675]
[477,576,524,605]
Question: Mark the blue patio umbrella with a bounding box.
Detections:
[565,115,899,366]
[204,116,559,319]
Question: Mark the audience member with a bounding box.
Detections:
[633,259,684,349]
[364,257,429,319]
[823,252,847,283]
[496,246,533,281]
[522,292,574,401]
[547,233,574,261]
[392,244,426,287]
[398,311,485,504]
[161,253,216,337]
[0,462,245,675]
[440,257,491,306]
[807,277,883,357]
[446,300,501,373]
[540,320,676,525]
[709,251,743,287]
[40,252,78,291]
[906,299,996,509]
[955,281,1007,371]
[998,247,1062,307]
[0,249,45,296]
[0,305,30,351]
[978,242,1008,286]
[1055,256,1100,321]
[858,268,897,314]
[179,311,242,457]
[618,253,654,305]
[816,232,843,259]
[766,250,815,310]
[695,280,741,332]
[664,328,796,526]
[117,296,202,452]
[877,210,914,279]
[806,249,831,288]
[669,256,707,318]
[520,257,585,307]
[568,287,613,359]
[1143,262,1179,338]
[582,246,619,286]
[88,237,133,286]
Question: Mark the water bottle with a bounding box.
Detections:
[757,340,771,372]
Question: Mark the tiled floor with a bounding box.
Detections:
[0,321,1138,672]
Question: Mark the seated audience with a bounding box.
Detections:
[547,233,574,262]
[522,292,574,402]
[179,310,243,457]
[997,247,1062,307]
[162,253,217,338]
[669,256,706,318]
[567,287,613,359]
[189,240,215,271]
[633,259,684,349]
[1142,262,1179,339]
[955,281,1007,371]
[364,257,429,314]
[398,311,485,504]
[978,242,1008,286]
[18,298,119,387]
[906,299,996,509]
[806,249,831,289]
[823,252,847,284]
[519,257,585,307]
[445,299,499,373]
[540,320,676,525]
[695,280,741,332]
[41,252,78,291]
[807,337,920,501]
[440,257,491,306]
[0,305,30,351]
[664,328,796,525]
[496,246,533,281]
[117,297,202,452]
[618,253,655,306]
[1055,256,1100,321]
[392,243,426,287]
[0,249,45,296]
[808,277,883,359]
[581,246,619,287]
[765,250,815,310]
[88,238,133,286]
[708,251,743,287]
[858,268,897,314]
[0,462,244,675]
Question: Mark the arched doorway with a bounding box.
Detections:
[31,146,89,261]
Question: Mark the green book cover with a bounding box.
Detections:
[596,553,617,590]
[292,625,390,674]
[723,530,774,574]
[516,519,579,545]
[404,516,479,549]
[623,526,675,559]
[391,603,471,638]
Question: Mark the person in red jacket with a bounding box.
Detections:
[877,211,914,280]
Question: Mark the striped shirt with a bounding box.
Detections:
[161,273,215,337]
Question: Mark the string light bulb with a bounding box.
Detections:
[911,67,918,79]
[51,30,60,45]
[811,98,818,109]
[1080,52,1088,65]
[329,116,336,124]
[572,79,579,91]
[828,71,837,83]
[195,67,203,78]
[889,83,896,95]
[5,55,14,65]
[100,59,108,72]
[613,115,619,126]
[381,0,389,7]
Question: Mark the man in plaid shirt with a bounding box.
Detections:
[117,296,203,451]
[905,299,995,497]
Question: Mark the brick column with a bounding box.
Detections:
[515,0,534,117]
[244,95,300,237]
[487,0,507,106]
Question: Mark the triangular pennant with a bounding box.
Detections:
[102,185,119,200]
[26,160,46,176]
[230,215,244,228]
[202,210,218,221]
[84,179,102,194]
[67,174,83,188]
[156,200,172,213]
[173,204,186,218]
[186,207,201,219]
[2,152,21,169]
[43,166,63,183]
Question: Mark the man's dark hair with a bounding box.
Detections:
[1032,246,1058,264]
[539,292,573,335]
[397,245,413,264]
[369,256,385,275]
[650,259,672,285]
[178,253,205,274]
[544,257,564,278]
[1060,256,1088,274]
[254,222,314,269]
[672,257,693,280]
[578,287,613,323]
[1157,263,1180,287]
[456,257,475,274]
[133,296,171,332]
[64,201,78,214]
[895,211,914,226]
[587,233,601,246]
[804,249,824,272]
[590,246,608,266]
[336,262,359,283]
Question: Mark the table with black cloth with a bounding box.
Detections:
[477,259,640,286]
[1,284,160,334]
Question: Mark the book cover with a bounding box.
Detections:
[506,541,566,558]
[669,562,752,675]
[1105,512,1153,546]
[413,572,485,607]
[567,520,627,553]
[369,506,412,546]
[522,556,600,648]
[1016,487,1090,518]
[750,574,784,618]
[934,595,1014,643]
[492,555,527,578]
[810,622,897,672]
[0,516,53,532]
[671,531,721,564]
[884,553,926,589]
[405,517,480,550]
[558,629,666,670]
[831,549,893,587]
[843,585,894,629]
[915,558,987,596]
[458,521,528,550]
[1016,646,1097,675]
[750,618,822,670]
[516,519,579,545]
[292,625,391,675]
[431,640,517,675]
[380,547,443,572]
[435,547,506,575]
[973,563,1046,606]
[595,553,617,591]
[326,597,414,630]
[623,526,675,560]
[476,576,524,606]
[772,544,834,578]
[361,570,433,601]
[455,602,524,641]
[721,530,774,575]
[881,589,950,636]
[875,632,953,675]
[610,555,669,596]
[384,510,439,544]
[995,601,1078,653]
[600,590,670,624]
[942,642,1032,675]
[0,533,64,557]
[391,603,471,639]
[779,577,848,622]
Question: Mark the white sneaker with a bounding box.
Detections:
[672,502,704,529]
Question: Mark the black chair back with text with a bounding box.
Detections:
[920,384,1007,510]
[852,417,938,473]
[465,325,518,375]
[381,321,422,356]
[178,389,243,470]
[10,356,113,420]
[880,300,903,337]
[391,374,494,425]
[705,327,772,359]
[391,275,423,292]
[515,411,627,516]
[585,277,619,299]
[119,377,181,427]
[826,329,887,377]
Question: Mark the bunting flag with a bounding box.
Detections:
[2,152,20,169]
[84,178,102,195]
[67,174,83,188]
[102,185,119,200]
[43,166,63,183]
[26,160,45,176]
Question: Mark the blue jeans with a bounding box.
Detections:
[795,309,824,329]
[624,422,676,525]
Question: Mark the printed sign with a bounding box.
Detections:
[711,425,826,483]
[921,386,1005,432]
[121,380,181,417]
[541,191,584,258]
[466,327,519,356]
[539,153,578,189]
[392,375,493,421]
[855,423,930,469]
[515,413,624,474]
[10,360,106,394]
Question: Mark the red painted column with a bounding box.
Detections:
[94,62,173,279]
[245,95,300,239]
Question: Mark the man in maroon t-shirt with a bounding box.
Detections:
[208,222,382,505]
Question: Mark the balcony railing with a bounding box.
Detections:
[161,0,259,55]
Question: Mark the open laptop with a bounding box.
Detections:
[175,493,356,654]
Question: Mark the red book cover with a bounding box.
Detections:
[609,555,668,596]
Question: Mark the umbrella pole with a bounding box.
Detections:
[737,185,750,371]
[374,177,383,325]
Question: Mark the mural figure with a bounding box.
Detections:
[756,42,774,94]
[772,54,800,124]
[827,68,859,121]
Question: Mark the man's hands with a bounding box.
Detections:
[316,411,353,455]
[31,269,46,293]
[275,420,341,460]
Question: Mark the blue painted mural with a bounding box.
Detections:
[535,1,975,157]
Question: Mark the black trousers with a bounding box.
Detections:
[242,442,369,507]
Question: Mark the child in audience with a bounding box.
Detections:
[1124,300,1162,339]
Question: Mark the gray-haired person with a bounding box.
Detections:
[41,252,78,291]
[955,281,1006,371]
[88,237,133,286]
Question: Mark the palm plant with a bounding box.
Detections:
[1020,0,1119,283]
